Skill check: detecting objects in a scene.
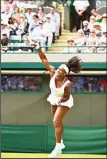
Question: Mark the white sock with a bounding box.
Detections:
[55,143,61,149]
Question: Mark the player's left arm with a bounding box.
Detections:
[60,83,71,103]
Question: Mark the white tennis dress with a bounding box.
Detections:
[47,72,74,108]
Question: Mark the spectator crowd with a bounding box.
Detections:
[1,0,107,54]
[1,75,107,93]
[68,76,107,92]
[1,75,43,92]
[64,0,107,53]
[1,0,60,52]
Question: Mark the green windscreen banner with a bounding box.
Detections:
[1,125,106,154]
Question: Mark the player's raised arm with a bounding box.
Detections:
[31,43,55,77]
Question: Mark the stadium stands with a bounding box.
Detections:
[1,0,107,55]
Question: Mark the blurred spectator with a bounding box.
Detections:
[11,7,21,24]
[100,13,107,31]
[88,15,96,30]
[37,6,46,21]
[97,28,107,53]
[75,29,86,52]
[93,22,102,38]
[82,20,90,37]
[14,15,28,36]
[29,20,47,51]
[91,9,102,22]
[16,77,24,91]
[99,28,107,45]
[9,2,18,15]
[73,0,90,31]
[86,29,98,53]
[98,78,107,92]
[28,14,39,34]
[44,15,55,47]
[47,6,60,40]
[83,79,89,92]
[1,0,11,13]
[1,23,10,38]
[63,37,77,53]
[1,75,107,92]
[25,8,35,24]
[1,5,11,25]
[1,33,10,52]
[1,75,43,92]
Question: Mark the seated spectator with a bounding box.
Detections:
[28,14,39,34]
[25,8,35,24]
[75,29,86,52]
[100,13,107,31]
[11,7,21,24]
[93,22,102,38]
[99,28,107,45]
[9,2,18,15]
[1,5,11,25]
[86,29,98,53]
[88,15,96,30]
[1,34,10,52]
[47,6,60,40]
[19,36,33,53]
[1,23,10,38]
[82,20,90,37]
[63,37,77,53]
[1,0,11,12]
[14,15,28,36]
[91,9,102,22]
[97,28,107,53]
[37,6,46,21]
[29,20,47,51]
[98,78,107,92]
[44,15,55,47]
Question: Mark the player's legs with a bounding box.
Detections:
[51,105,57,116]
[51,105,65,147]
[48,106,70,158]
[53,106,70,143]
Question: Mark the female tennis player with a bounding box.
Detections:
[31,42,81,158]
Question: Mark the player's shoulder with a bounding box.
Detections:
[65,78,71,85]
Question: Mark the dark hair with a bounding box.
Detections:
[50,6,55,10]
[66,56,82,73]
[38,6,44,12]
[33,14,39,19]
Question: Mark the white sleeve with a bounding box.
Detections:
[73,0,78,6]
[85,0,90,7]
[51,22,56,32]
[56,13,60,26]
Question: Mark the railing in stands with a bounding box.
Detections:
[1,45,106,54]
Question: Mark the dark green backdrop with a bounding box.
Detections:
[1,76,106,154]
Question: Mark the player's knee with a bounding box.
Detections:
[53,119,60,128]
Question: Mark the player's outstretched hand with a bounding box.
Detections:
[31,42,40,50]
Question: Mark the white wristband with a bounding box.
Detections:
[35,43,40,50]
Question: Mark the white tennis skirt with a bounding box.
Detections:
[47,94,74,108]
